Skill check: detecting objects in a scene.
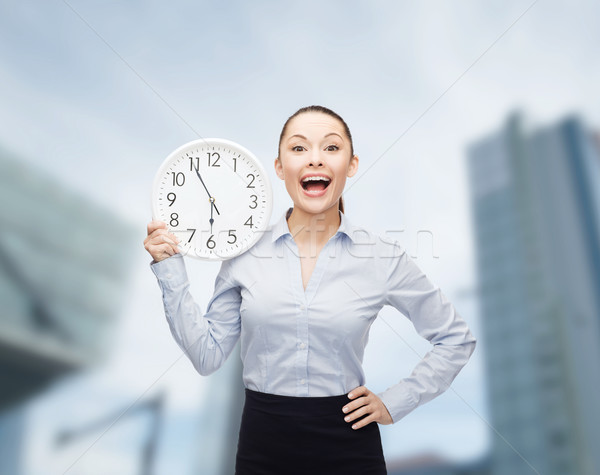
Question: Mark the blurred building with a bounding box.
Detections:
[191,342,244,475]
[0,148,135,473]
[387,453,491,475]
[467,112,600,475]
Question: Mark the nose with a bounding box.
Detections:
[308,149,324,167]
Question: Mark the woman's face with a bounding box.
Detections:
[274,112,359,216]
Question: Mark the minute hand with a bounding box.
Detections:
[194,166,220,215]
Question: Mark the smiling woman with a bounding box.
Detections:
[144,105,477,475]
[276,105,356,215]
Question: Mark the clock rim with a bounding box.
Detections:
[151,137,273,261]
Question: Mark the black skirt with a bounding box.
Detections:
[235,388,387,475]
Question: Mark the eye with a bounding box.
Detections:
[291,145,305,152]
[325,145,339,151]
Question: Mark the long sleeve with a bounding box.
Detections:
[376,244,477,424]
[150,254,242,376]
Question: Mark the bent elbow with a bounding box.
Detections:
[468,338,477,358]
[468,332,477,353]
[194,347,227,377]
[196,363,219,377]
[193,356,222,376]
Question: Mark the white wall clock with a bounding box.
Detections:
[151,138,273,260]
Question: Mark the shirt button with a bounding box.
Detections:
[300,379,306,385]
[166,273,173,279]
[299,342,306,349]
[299,304,305,311]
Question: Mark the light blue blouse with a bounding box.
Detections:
[150,207,476,423]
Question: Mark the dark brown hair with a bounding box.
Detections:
[277,105,354,214]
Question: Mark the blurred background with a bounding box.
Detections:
[0,1,598,474]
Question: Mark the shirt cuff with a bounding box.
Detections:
[150,253,188,288]
[377,383,419,424]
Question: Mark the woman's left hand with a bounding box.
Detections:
[342,386,393,429]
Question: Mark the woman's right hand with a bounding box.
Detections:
[144,220,180,263]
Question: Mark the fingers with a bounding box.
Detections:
[347,386,368,400]
[343,386,368,412]
[343,399,382,430]
[146,230,178,247]
[144,220,180,262]
[156,243,176,257]
[342,395,367,414]
[343,404,369,423]
[147,219,167,235]
[341,386,392,429]
[349,413,377,430]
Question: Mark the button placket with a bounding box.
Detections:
[296,300,309,395]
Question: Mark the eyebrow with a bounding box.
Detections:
[288,133,344,142]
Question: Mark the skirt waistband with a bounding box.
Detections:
[244,388,349,417]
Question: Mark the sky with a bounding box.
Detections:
[1,0,599,473]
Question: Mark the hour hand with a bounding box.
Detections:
[210,198,220,216]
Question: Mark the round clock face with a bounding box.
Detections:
[151,138,273,260]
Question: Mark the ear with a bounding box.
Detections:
[274,157,285,180]
[347,154,359,178]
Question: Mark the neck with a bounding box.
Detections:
[286,205,341,251]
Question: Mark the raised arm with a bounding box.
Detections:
[145,220,242,376]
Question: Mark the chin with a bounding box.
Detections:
[296,201,338,215]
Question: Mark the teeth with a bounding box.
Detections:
[302,176,331,183]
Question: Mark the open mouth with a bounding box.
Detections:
[301,176,331,193]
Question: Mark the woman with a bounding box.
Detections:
[144,105,477,474]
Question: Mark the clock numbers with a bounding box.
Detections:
[167,192,176,206]
[187,228,196,242]
[246,174,255,188]
[249,195,258,209]
[207,152,221,167]
[189,153,222,170]
[244,216,254,228]
[227,230,237,244]
[189,157,199,171]
[207,235,216,249]
[232,157,237,172]
[170,213,179,227]
[171,172,185,186]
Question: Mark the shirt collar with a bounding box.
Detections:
[270,207,361,244]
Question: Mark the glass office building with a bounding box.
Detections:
[0,148,135,473]
[467,113,600,475]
